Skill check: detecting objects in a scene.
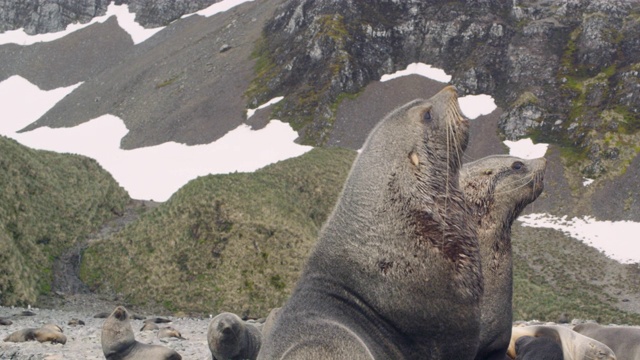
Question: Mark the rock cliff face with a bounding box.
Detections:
[250,0,640,180]
[3,0,638,179]
[0,0,220,34]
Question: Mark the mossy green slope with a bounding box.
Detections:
[77,146,639,323]
[0,136,129,306]
[512,224,640,325]
[80,147,357,317]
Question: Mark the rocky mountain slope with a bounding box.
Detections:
[0,0,639,324]
[0,0,222,35]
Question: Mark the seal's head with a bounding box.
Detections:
[461,155,546,225]
[208,312,246,358]
[361,85,469,179]
[101,306,135,358]
[322,85,479,301]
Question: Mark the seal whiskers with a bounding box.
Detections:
[460,155,546,360]
[258,85,480,360]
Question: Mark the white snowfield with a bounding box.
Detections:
[0,2,637,263]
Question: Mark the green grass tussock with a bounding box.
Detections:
[81,147,357,317]
[0,136,130,306]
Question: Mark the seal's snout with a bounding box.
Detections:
[113,306,128,321]
[439,85,458,98]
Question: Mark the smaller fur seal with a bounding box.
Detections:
[145,317,172,324]
[68,318,85,326]
[94,311,111,318]
[140,322,159,331]
[101,306,182,360]
[13,310,36,317]
[208,312,262,360]
[514,336,563,360]
[573,322,640,360]
[461,155,546,360]
[3,326,67,344]
[41,323,64,333]
[0,318,12,326]
[158,326,185,340]
[508,325,616,360]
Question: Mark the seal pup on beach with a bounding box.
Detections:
[158,326,185,340]
[3,326,67,344]
[508,325,616,360]
[208,312,262,360]
[258,85,480,359]
[573,322,640,360]
[101,306,182,360]
[461,155,546,360]
[140,321,159,331]
[513,336,563,360]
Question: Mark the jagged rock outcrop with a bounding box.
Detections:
[0,0,220,35]
[250,0,640,180]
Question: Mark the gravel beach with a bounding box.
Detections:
[0,295,255,360]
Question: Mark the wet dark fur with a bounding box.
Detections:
[461,156,546,360]
[258,86,480,360]
[514,336,563,360]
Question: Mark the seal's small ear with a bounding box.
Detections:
[409,151,420,167]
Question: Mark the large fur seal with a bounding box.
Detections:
[258,86,480,359]
[461,155,546,360]
[507,325,616,360]
[208,312,262,360]
[573,322,640,360]
[101,306,182,360]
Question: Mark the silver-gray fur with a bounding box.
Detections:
[257,86,481,359]
[573,322,640,360]
[461,155,546,360]
[208,312,262,360]
[101,306,182,360]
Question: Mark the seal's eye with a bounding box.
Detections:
[423,111,432,122]
[511,161,525,170]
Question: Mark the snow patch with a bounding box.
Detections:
[0,77,312,202]
[519,214,640,264]
[181,0,256,18]
[380,62,452,83]
[504,138,549,159]
[247,96,284,119]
